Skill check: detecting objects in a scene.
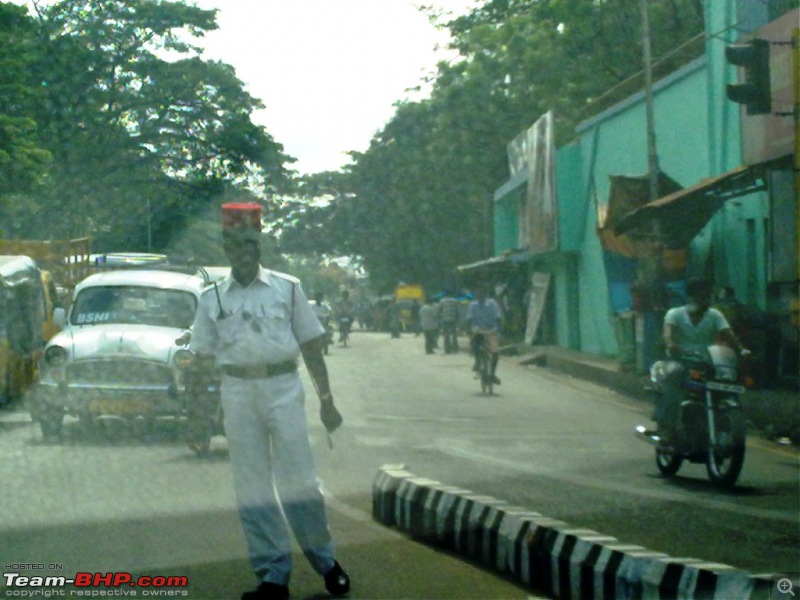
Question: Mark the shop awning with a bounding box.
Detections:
[613,164,767,245]
[598,171,682,258]
[455,250,532,275]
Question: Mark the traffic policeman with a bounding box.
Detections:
[188,202,350,600]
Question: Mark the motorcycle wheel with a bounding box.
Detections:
[706,408,746,487]
[655,447,683,476]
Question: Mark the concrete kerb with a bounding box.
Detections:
[372,465,774,600]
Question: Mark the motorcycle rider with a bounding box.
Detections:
[656,277,748,440]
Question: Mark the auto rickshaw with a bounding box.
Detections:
[0,255,50,405]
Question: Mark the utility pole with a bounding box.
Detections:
[635,0,662,373]
[641,0,660,202]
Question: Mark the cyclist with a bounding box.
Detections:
[466,284,503,385]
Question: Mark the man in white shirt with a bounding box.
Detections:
[189,203,350,600]
[657,278,747,437]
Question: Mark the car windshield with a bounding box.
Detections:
[70,286,197,329]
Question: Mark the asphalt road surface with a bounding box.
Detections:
[0,330,797,599]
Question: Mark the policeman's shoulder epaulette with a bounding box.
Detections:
[267,269,300,285]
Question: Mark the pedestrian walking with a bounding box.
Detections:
[419,298,440,354]
[438,291,460,353]
[187,202,350,600]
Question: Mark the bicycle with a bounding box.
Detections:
[473,329,498,396]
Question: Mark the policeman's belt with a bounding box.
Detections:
[222,360,298,380]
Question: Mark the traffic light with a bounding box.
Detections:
[725,38,771,115]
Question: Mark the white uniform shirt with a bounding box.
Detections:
[663,306,730,353]
[190,267,323,366]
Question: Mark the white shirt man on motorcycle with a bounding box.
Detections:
[657,278,748,439]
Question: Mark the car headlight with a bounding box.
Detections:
[44,346,68,366]
[173,349,195,370]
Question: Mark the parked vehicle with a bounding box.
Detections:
[394,283,424,330]
[636,344,750,487]
[0,256,51,404]
[0,237,91,291]
[30,269,206,439]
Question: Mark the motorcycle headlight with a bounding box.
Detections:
[714,366,737,381]
[173,348,195,371]
[44,346,68,366]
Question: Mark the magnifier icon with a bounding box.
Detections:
[778,578,796,597]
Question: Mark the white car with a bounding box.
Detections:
[31,269,206,439]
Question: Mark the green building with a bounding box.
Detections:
[487,0,797,381]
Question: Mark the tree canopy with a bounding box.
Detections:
[279,0,705,294]
[1,0,707,296]
[0,0,293,251]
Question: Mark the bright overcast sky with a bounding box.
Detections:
[190,0,477,175]
[12,0,476,175]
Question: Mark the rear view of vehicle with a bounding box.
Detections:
[0,255,50,405]
[30,269,206,439]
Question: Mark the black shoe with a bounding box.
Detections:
[241,581,289,600]
[324,561,350,597]
[491,375,501,385]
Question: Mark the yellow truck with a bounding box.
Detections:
[394,283,425,330]
[0,237,91,292]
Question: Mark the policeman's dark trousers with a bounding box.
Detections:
[221,373,335,586]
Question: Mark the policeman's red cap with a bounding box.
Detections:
[221,202,262,240]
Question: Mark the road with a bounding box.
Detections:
[0,330,797,599]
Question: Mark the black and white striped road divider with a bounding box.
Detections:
[371,465,774,599]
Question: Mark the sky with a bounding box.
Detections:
[190,0,478,175]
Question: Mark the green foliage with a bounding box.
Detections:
[283,0,705,293]
[0,0,293,252]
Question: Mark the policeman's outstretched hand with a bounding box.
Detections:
[320,401,343,433]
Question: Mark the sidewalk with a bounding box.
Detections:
[511,344,800,446]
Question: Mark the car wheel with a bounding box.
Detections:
[39,407,64,440]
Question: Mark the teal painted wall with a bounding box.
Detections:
[490,0,773,356]
[557,143,584,252]
[573,59,712,355]
[494,186,522,255]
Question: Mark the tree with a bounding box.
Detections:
[0,2,51,211]
[305,0,705,293]
[1,0,293,251]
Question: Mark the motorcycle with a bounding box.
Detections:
[636,344,750,487]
